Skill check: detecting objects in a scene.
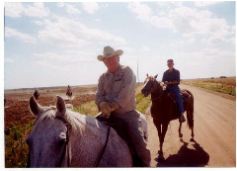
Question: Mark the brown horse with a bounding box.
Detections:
[141,74,194,162]
[66,85,73,100]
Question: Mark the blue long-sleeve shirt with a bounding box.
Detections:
[162,68,180,88]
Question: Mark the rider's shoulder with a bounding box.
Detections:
[99,72,107,81]
[173,68,180,73]
[120,65,134,74]
[120,65,131,71]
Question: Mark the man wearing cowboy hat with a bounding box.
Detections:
[96,46,151,167]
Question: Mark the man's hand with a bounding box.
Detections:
[99,101,120,118]
[109,102,119,111]
[99,102,112,117]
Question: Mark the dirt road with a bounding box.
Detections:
[146,84,236,167]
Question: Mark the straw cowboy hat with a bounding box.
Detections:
[97,46,123,61]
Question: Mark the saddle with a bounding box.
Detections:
[167,89,191,105]
[166,89,191,121]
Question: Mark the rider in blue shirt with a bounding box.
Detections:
[162,59,185,122]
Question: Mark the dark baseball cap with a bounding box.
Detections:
[167,59,174,63]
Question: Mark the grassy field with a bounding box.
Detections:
[75,91,151,115]
[182,76,236,96]
[4,84,151,167]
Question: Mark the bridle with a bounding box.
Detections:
[144,79,164,102]
[55,116,72,167]
[55,116,111,167]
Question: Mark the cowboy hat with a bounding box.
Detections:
[97,46,123,61]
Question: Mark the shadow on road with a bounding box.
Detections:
[156,139,209,167]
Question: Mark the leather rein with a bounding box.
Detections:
[55,116,72,167]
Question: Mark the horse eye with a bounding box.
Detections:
[58,132,67,143]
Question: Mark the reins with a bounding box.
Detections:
[94,126,111,167]
[55,116,72,167]
[55,116,111,167]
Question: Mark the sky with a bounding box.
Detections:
[4,1,236,89]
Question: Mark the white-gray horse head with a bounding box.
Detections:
[27,96,71,167]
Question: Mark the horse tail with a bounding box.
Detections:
[185,90,194,129]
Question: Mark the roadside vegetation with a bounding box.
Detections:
[182,77,236,96]
[75,86,151,115]
[5,121,33,167]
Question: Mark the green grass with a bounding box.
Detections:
[73,92,151,115]
[135,93,151,113]
[5,121,34,167]
[182,77,236,96]
[73,100,99,116]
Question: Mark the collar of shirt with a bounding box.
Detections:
[105,65,124,78]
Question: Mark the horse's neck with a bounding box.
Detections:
[151,87,163,102]
[68,112,108,166]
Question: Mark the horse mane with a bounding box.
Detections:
[35,107,102,135]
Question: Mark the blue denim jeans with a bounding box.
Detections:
[167,86,184,115]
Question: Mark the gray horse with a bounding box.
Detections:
[27,96,148,167]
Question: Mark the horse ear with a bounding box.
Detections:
[29,96,43,116]
[154,74,158,79]
[146,73,149,77]
[56,96,66,117]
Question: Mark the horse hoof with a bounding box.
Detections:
[190,138,195,142]
[157,155,165,162]
[158,150,163,155]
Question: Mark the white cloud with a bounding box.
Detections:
[128,2,234,44]
[5,2,49,18]
[128,2,152,21]
[57,3,80,15]
[5,2,24,17]
[5,27,36,43]
[57,2,65,8]
[128,2,174,29]
[194,1,223,7]
[82,2,99,14]
[38,15,126,48]
[34,51,97,70]
[65,4,80,15]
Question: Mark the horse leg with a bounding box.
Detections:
[154,120,164,162]
[156,122,162,155]
[178,121,183,139]
[157,122,168,162]
[190,127,195,142]
[186,104,195,142]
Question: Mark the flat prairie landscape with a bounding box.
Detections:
[4,77,236,167]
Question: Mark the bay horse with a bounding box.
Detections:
[27,96,148,167]
[141,74,194,162]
